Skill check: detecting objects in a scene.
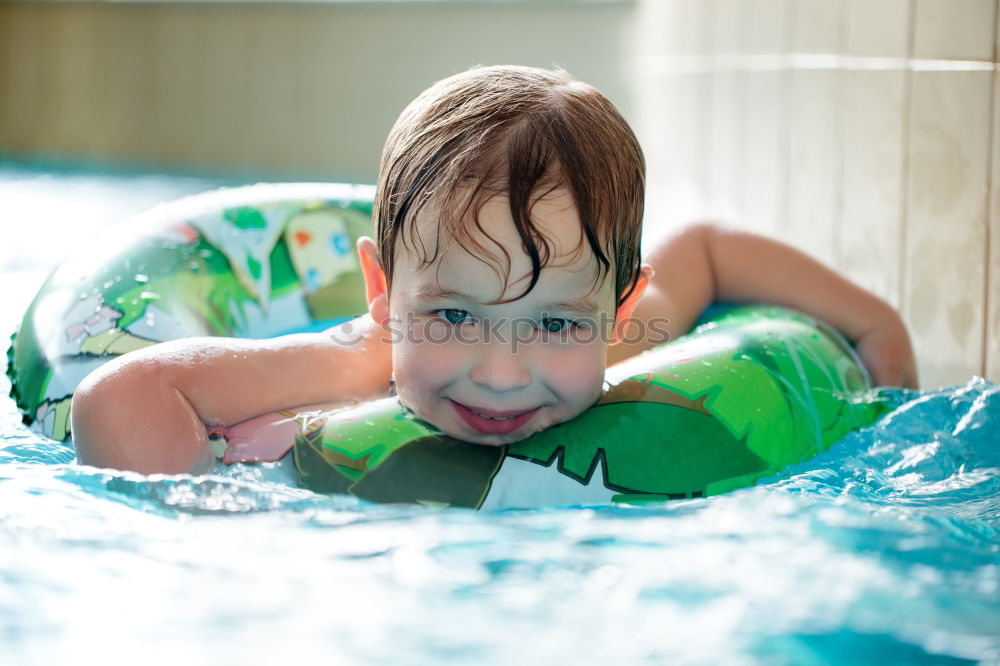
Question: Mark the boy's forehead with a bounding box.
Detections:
[421,186,581,246]
[400,187,610,303]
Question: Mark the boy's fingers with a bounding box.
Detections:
[857,333,918,390]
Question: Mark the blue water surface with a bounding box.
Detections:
[1,164,998,666]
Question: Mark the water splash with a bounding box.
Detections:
[0,379,997,665]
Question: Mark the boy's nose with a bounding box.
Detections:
[469,344,532,393]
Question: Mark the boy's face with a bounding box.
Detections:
[376,188,622,446]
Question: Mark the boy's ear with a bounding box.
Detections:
[357,237,390,327]
[610,263,654,345]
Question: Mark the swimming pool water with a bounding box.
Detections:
[1,164,998,665]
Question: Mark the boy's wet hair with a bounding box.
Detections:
[373,65,645,306]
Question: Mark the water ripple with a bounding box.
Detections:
[1,370,998,665]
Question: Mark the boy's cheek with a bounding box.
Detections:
[543,345,606,394]
[392,338,459,386]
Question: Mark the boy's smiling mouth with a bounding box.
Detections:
[448,399,542,435]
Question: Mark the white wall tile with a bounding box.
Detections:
[729,0,790,236]
[741,71,788,236]
[631,0,716,238]
[847,0,911,57]
[913,0,996,61]
[688,71,714,215]
[710,0,745,55]
[633,0,672,58]
[988,68,999,382]
[641,72,712,240]
[702,0,745,223]
[836,0,916,311]
[838,71,908,307]
[635,0,711,56]
[743,0,791,53]
[786,0,847,266]
[904,71,992,388]
[791,0,848,53]
[705,69,745,222]
[786,69,843,267]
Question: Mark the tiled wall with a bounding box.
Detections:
[632,0,999,388]
[0,1,633,183]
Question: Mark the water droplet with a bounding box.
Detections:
[134,273,149,283]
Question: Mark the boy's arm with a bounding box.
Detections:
[609,223,918,388]
[71,315,393,474]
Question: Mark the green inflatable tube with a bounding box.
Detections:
[6,183,885,509]
[7,183,374,441]
[294,304,885,509]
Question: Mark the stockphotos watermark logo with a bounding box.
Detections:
[331,313,672,352]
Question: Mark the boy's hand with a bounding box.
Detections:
[853,306,919,389]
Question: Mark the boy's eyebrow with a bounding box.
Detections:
[544,296,601,316]
[412,285,469,301]
[413,285,600,315]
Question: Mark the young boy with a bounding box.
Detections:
[71,65,917,475]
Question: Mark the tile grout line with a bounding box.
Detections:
[634,54,998,75]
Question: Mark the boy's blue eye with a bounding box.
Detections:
[540,317,573,333]
[438,308,472,324]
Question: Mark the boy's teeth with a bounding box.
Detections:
[473,409,515,420]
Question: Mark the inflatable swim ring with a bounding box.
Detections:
[6,183,885,509]
[7,183,374,441]
[293,304,884,508]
